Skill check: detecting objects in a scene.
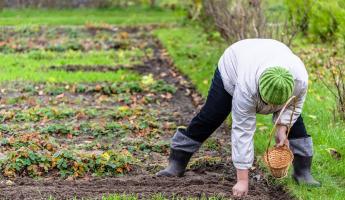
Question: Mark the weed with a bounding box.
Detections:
[188,156,222,170]
[203,138,221,151]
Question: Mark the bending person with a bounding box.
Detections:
[156,39,320,197]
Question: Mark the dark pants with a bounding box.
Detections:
[184,68,310,144]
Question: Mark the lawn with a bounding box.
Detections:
[0,7,185,26]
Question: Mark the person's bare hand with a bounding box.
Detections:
[233,169,249,197]
[275,125,289,147]
[232,180,248,197]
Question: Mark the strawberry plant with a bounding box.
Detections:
[1,147,53,177]
[0,125,13,135]
[91,150,135,176]
[149,80,176,93]
[0,133,56,152]
[0,133,57,177]
[40,124,73,136]
[75,84,87,93]
[45,85,65,96]
[53,150,88,178]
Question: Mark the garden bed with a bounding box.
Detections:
[0,25,292,199]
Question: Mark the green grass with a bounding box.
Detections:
[156,25,345,200]
[154,26,226,96]
[0,7,185,26]
[0,50,142,82]
[0,69,139,83]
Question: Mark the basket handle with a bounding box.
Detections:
[265,96,298,168]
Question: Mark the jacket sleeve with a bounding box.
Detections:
[231,86,257,169]
[273,80,308,126]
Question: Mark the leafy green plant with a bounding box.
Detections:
[22,84,38,94]
[286,0,345,43]
[188,156,222,170]
[308,1,340,42]
[75,123,93,135]
[0,124,13,135]
[149,80,176,93]
[151,141,170,153]
[0,133,56,177]
[75,84,87,93]
[44,85,65,96]
[203,138,221,151]
[91,150,135,176]
[110,106,134,120]
[53,150,88,177]
[285,0,313,34]
[40,124,73,136]
[1,147,53,177]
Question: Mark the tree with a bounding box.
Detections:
[0,0,4,10]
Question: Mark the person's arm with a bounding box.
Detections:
[231,86,257,197]
[273,80,308,146]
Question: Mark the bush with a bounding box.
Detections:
[318,49,345,120]
[286,0,345,44]
[285,0,313,34]
[309,1,340,42]
[203,0,301,46]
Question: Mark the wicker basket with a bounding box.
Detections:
[263,96,297,179]
[264,145,294,178]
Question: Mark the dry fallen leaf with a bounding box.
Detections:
[94,85,102,92]
[56,93,65,99]
[326,148,341,160]
[308,115,317,120]
[119,32,129,40]
[258,126,268,131]
[5,180,14,186]
[76,112,87,120]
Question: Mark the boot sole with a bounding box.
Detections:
[292,175,321,187]
[156,170,185,177]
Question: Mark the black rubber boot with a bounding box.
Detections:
[156,148,193,177]
[292,155,321,187]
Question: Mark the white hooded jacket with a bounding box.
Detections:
[218,39,308,169]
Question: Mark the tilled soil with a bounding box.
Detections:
[0,26,293,200]
[0,170,290,200]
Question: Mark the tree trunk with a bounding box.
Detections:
[0,0,4,10]
[150,0,156,8]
